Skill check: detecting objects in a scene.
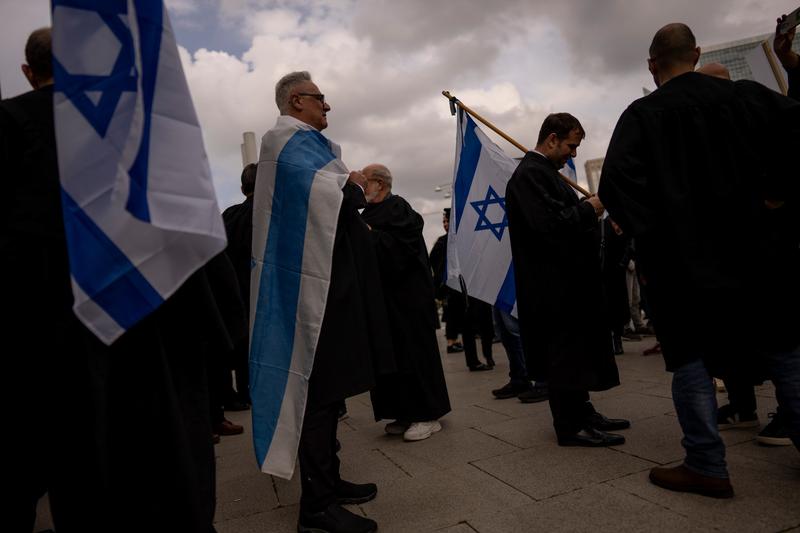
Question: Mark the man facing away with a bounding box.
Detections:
[506,113,630,448]
[252,71,394,533]
[222,162,258,409]
[360,163,452,442]
[599,22,800,498]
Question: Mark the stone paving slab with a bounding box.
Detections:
[467,484,710,533]
[609,454,800,532]
[33,333,800,532]
[471,442,654,501]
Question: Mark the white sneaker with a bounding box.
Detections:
[403,421,442,441]
[384,420,409,435]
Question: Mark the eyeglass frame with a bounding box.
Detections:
[296,92,326,104]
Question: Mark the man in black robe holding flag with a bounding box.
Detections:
[361,163,452,442]
[599,22,800,498]
[506,113,630,448]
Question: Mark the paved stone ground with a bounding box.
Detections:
[35,334,800,532]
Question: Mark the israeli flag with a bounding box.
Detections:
[447,109,518,315]
[250,115,348,479]
[562,157,578,183]
[51,0,227,344]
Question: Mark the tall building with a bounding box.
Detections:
[698,32,800,82]
[584,157,604,195]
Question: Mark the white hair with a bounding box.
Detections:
[275,71,312,114]
[370,164,393,190]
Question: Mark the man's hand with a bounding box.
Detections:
[348,170,367,189]
[774,15,799,70]
[586,195,605,217]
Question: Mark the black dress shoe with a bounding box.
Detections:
[446,344,464,353]
[298,503,377,533]
[469,363,492,371]
[492,382,532,399]
[518,384,549,403]
[485,358,496,368]
[336,479,377,505]
[558,427,626,447]
[588,412,631,431]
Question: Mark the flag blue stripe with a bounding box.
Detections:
[494,261,516,313]
[60,190,164,329]
[453,111,481,232]
[250,130,336,466]
[126,0,164,222]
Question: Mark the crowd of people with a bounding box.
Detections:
[3,14,800,533]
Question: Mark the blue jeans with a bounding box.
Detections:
[672,345,800,478]
[492,307,528,386]
[671,359,727,478]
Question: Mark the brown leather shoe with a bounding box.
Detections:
[215,418,244,436]
[649,465,733,498]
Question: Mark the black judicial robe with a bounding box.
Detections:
[222,196,254,309]
[600,217,632,334]
[506,152,620,392]
[362,195,451,422]
[599,72,800,374]
[307,182,396,408]
[429,233,447,298]
[2,86,225,532]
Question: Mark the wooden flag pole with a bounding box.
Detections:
[442,90,591,197]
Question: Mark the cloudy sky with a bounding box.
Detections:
[0,0,791,247]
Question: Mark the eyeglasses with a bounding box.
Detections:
[297,92,326,104]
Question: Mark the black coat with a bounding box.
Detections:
[307,182,396,407]
[222,196,253,310]
[600,218,631,334]
[1,86,222,531]
[506,152,619,391]
[361,195,451,421]
[429,233,448,298]
[599,72,800,374]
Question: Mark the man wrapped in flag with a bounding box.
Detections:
[251,71,393,533]
[6,1,230,528]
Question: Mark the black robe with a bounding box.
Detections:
[600,217,632,336]
[2,86,224,532]
[598,72,800,374]
[429,233,447,298]
[222,196,254,309]
[361,195,451,422]
[307,182,396,408]
[506,152,620,392]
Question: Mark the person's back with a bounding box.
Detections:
[602,71,800,362]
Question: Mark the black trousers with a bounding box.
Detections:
[462,297,495,368]
[298,400,341,512]
[444,288,465,341]
[723,376,757,414]
[548,388,596,436]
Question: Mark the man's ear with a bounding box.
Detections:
[691,47,701,67]
[21,64,36,88]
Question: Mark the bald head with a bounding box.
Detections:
[697,62,731,80]
[649,23,698,69]
[22,27,53,89]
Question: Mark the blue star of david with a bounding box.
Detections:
[52,4,137,139]
[470,185,508,241]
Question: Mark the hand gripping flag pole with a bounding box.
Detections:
[442,90,591,197]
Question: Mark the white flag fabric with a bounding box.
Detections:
[51,0,226,345]
[447,109,518,315]
[561,157,578,184]
[250,115,348,479]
